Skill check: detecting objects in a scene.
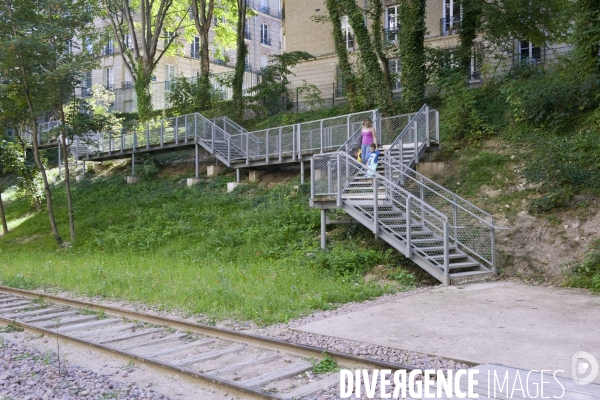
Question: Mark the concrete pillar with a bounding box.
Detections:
[248,170,265,182]
[131,153,136,176]
[187,178,201,186]
[320,209,327,250]
[300,161,305,184]
[126,175,140,184]
[207,165,225,176]
[227,182,240,192]
[236,168,240,183]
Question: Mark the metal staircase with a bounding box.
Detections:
[311,106,497,285]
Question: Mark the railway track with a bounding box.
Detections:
[0,286,415,399]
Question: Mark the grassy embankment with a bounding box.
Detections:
[0,165,416,324]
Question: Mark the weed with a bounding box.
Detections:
[388,269,416,287]
[311,353,340,374]
[567,239,600,292]
[0,324,24,333]
[76,308,108,319]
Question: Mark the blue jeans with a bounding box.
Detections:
[361,144,371,165]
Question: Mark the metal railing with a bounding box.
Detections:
[383,104,438,171]
[311,152,454,275]
[383,28,399,44]
[440,16,461,36]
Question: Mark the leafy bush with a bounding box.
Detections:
[568,240,600,292]
[315,247,383,276]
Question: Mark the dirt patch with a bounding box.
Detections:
[13,233,43,244]
[495,199,600,284]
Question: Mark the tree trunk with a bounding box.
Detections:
[0,191,7,235]
[398,0,426,111]
[459,0,483,77]
[233,0,248,122]
[370,0,394,111]
[31,126,63,245]
[59,126,76,245]
[342,0,392,111]
[134,63,154,121]
[325,0,358,111]
[192,0,215,110]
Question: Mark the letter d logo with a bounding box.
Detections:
[572,351,598,385]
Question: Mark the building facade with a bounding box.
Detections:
[282,0,571,107]
[86,0,282,112]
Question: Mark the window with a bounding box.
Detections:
[165,64,175,90]
[388,59,401,90]
[470,48,481,80]
[85,38,93,53]
[244,18,251,40]
[124,34,133,50]
[104,40,114,55]
[123,70,133,89]
[385,6,399,44]
[260,23,270,45]
[164,32,174,49]
[105,67,114,90]
[441,0,461,36]
[260,55,268,69]
[245,54,251,71]
[341,16,354,51]
[259,0,269,14]
[191,36,200,59]
[82,72,92,97]
[519,40,541,64]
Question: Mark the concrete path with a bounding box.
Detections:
[294,282,600,384]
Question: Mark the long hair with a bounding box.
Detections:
[362,117,373,129]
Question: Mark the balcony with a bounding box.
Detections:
[190,49,200,59]
[104,83,114,91]
[121,81,133,90]
[383,28,399,44]
[103,46,114,56]
[440,17,461,36]
[260,36,271,46]
[244,31,252,40]
[246,0,281,19]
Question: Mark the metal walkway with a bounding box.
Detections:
[310,106,497,285]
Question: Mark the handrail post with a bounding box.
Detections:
[336,153,342,207]
[227,135,231,166]
[320,120,324,153]
[435,110,440,143]
[406,195,412,258]
[174,118,178,144]
[452,195,458,245]
[346,115,350,139]
[108,132,112,155]
[292,125,296,161]
[160,121,164,147]
[413,120,419,164]
[443,221,450,284]
[184,115,188,143]
[491,217,497,274]
[425,105,430,146]
[265,130,269,163]
[420,176,425,221]
[279,127,282,161]
[246,134,250,165]
[146,124,150,149]
[297,124,302,159]
[120,130,124,152]
[373,175,379,237]
[211,124,214,153]
[133,127,137,151]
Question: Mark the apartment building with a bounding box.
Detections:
[86,0,282,112]
[282,0,571,101]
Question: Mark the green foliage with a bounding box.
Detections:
[0,176,393,324]
[248,52,316,117]
[315,246,384,276]
[297,81,326,112]
[0,324,24,333]
[166,75,226,115]
[311,353,340,374]
[388,269,416,287]
[571,0,600,74]
[568,240,600,292]
[397,0,426,111]
[529,186,574,214]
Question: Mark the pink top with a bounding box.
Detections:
[361,130,374,145]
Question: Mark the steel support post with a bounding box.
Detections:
[336,153,341,207]
[406,195,412,258]
[195,144,199,178]
[131,153,135,176]
[236,168,240,183]
[491,217,497,274]
[373,175,379,237]
[300,161,305,185]
[321,209,327,250]
[443,221,450,284]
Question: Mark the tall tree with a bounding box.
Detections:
[0,140,23,235]
[100,0,189,121]
[458,0,483,75]
[322,0,359,111]
[571,0,600,74]
[398,0,426,111]
[369,0,394,106]
[190,0,215,108]
[341,0,392,111]
[0,0,96,244]
[232,0,247,122]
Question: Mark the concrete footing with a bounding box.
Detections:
[416,162,446,178]
[126,175,140,184]
[187,178,201,187]
[207,165,225,176]
[248,170,265,182]
[227,182,241,192]
[75,175,85,182]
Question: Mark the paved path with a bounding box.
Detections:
[294,282,600,384]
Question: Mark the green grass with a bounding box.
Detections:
[0,172,404,324]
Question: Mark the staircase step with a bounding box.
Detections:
[413,245,456,252]
[447,261,481,270]
[427,253,468,261]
